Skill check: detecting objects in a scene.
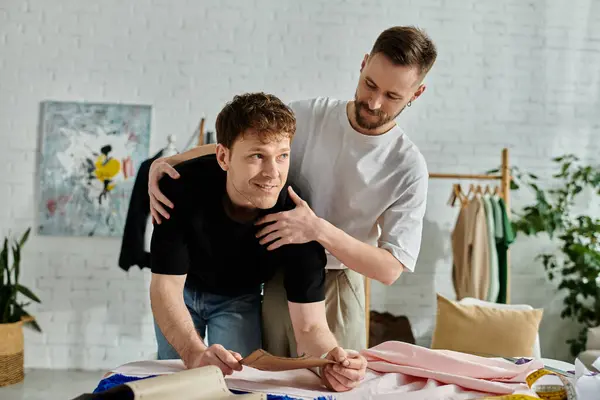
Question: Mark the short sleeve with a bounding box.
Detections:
[280,241,327,303]
[287,99,314,187]
[150,176,190,275]
[377,171,428,273]
[270,183,327,303]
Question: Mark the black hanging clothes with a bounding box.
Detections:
[118,150,164,271]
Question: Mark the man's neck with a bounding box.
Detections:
[347,101,397,136]
[223,180,259,223]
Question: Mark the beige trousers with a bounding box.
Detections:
[261,268,367,357]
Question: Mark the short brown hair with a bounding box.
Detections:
[215,92,296,149]
[370,26,437,80]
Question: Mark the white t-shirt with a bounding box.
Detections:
[288,97,428,272]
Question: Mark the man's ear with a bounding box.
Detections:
[216,144,230,171]
[411,84,427,103]
[360,53,369,72]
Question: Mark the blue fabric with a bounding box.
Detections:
[231,389,334,399]
[93,374,335,399]
[154,284,262,359]
[93,373,157,393]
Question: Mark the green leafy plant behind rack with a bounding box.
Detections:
[489,154,600,357]
[0,227,42,331]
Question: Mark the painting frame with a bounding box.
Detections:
[37,100,151,237]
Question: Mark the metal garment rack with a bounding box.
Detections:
[364,148,512,346]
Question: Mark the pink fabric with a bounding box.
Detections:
[109,342,547,399]
[226,368,531,400]
[227,342,545,399]
[360,341,545,395]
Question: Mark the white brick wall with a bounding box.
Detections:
[1,0,599,369]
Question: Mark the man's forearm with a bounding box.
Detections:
[295,324,338,359]
[165,144,217,166]
[316,218,404,285]
[150,282,206,363]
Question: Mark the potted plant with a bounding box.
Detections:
[0,227,42,387]
[492,155,600,357]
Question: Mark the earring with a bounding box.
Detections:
[407,101,412,107]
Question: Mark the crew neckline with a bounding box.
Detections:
[338,100,403,144]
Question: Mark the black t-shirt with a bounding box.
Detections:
[150,154,326,303]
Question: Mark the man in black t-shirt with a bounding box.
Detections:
[150,92,366,392]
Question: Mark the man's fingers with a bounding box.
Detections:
[254,212,283,226]
[329,368,359,388]
[256,221,283,239]
[331,364,362,382]
[152,186,174,209]
[343,355,367,371]
[229,351,243,362]
[258,231,283,246]
[210,357,234,376]
[150,208,161,225]
[323,367,350,392]
[287,186,304,206]
[204,350,234,375]
[266,237,287,251]
[327,347,350,367]
[213,346,243,371]
[164,165,180,180]
[150,197,171,220]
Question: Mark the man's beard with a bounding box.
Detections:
[354,95,406,130]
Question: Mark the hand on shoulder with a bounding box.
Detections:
[148,157,181,224]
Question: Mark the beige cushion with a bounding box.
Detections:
[457,297,542,358]
[587,326,600,350]
[431,294,543,357]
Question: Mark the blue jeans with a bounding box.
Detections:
[154,284,262,359]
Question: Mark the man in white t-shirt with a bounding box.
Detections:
[147,26,436,355]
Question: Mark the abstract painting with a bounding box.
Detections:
[38,101,151,237]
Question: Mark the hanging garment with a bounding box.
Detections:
[118,150,164,271]
[452,196,491,300]
[452,205,470,300]
[496,197,515,304]
[482,194,500,303]
[491,195,505,302]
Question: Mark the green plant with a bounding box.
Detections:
[489,155,600,357]
[0,227,42,331]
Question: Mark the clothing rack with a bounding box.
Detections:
[181,117,207,151]
[197,118,205,146]
[364,148,512,346]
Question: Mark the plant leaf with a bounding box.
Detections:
[19,227,30,248]
[13,302,42,332]
[2,279,16,322]
[25,318,42,333]
[17,284,40,303]
[0,238,8,288]
[0,286,11,323]
[12,244,20,285]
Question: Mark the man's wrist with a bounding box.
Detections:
[181,340,207,364]
[315,217,332,245]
